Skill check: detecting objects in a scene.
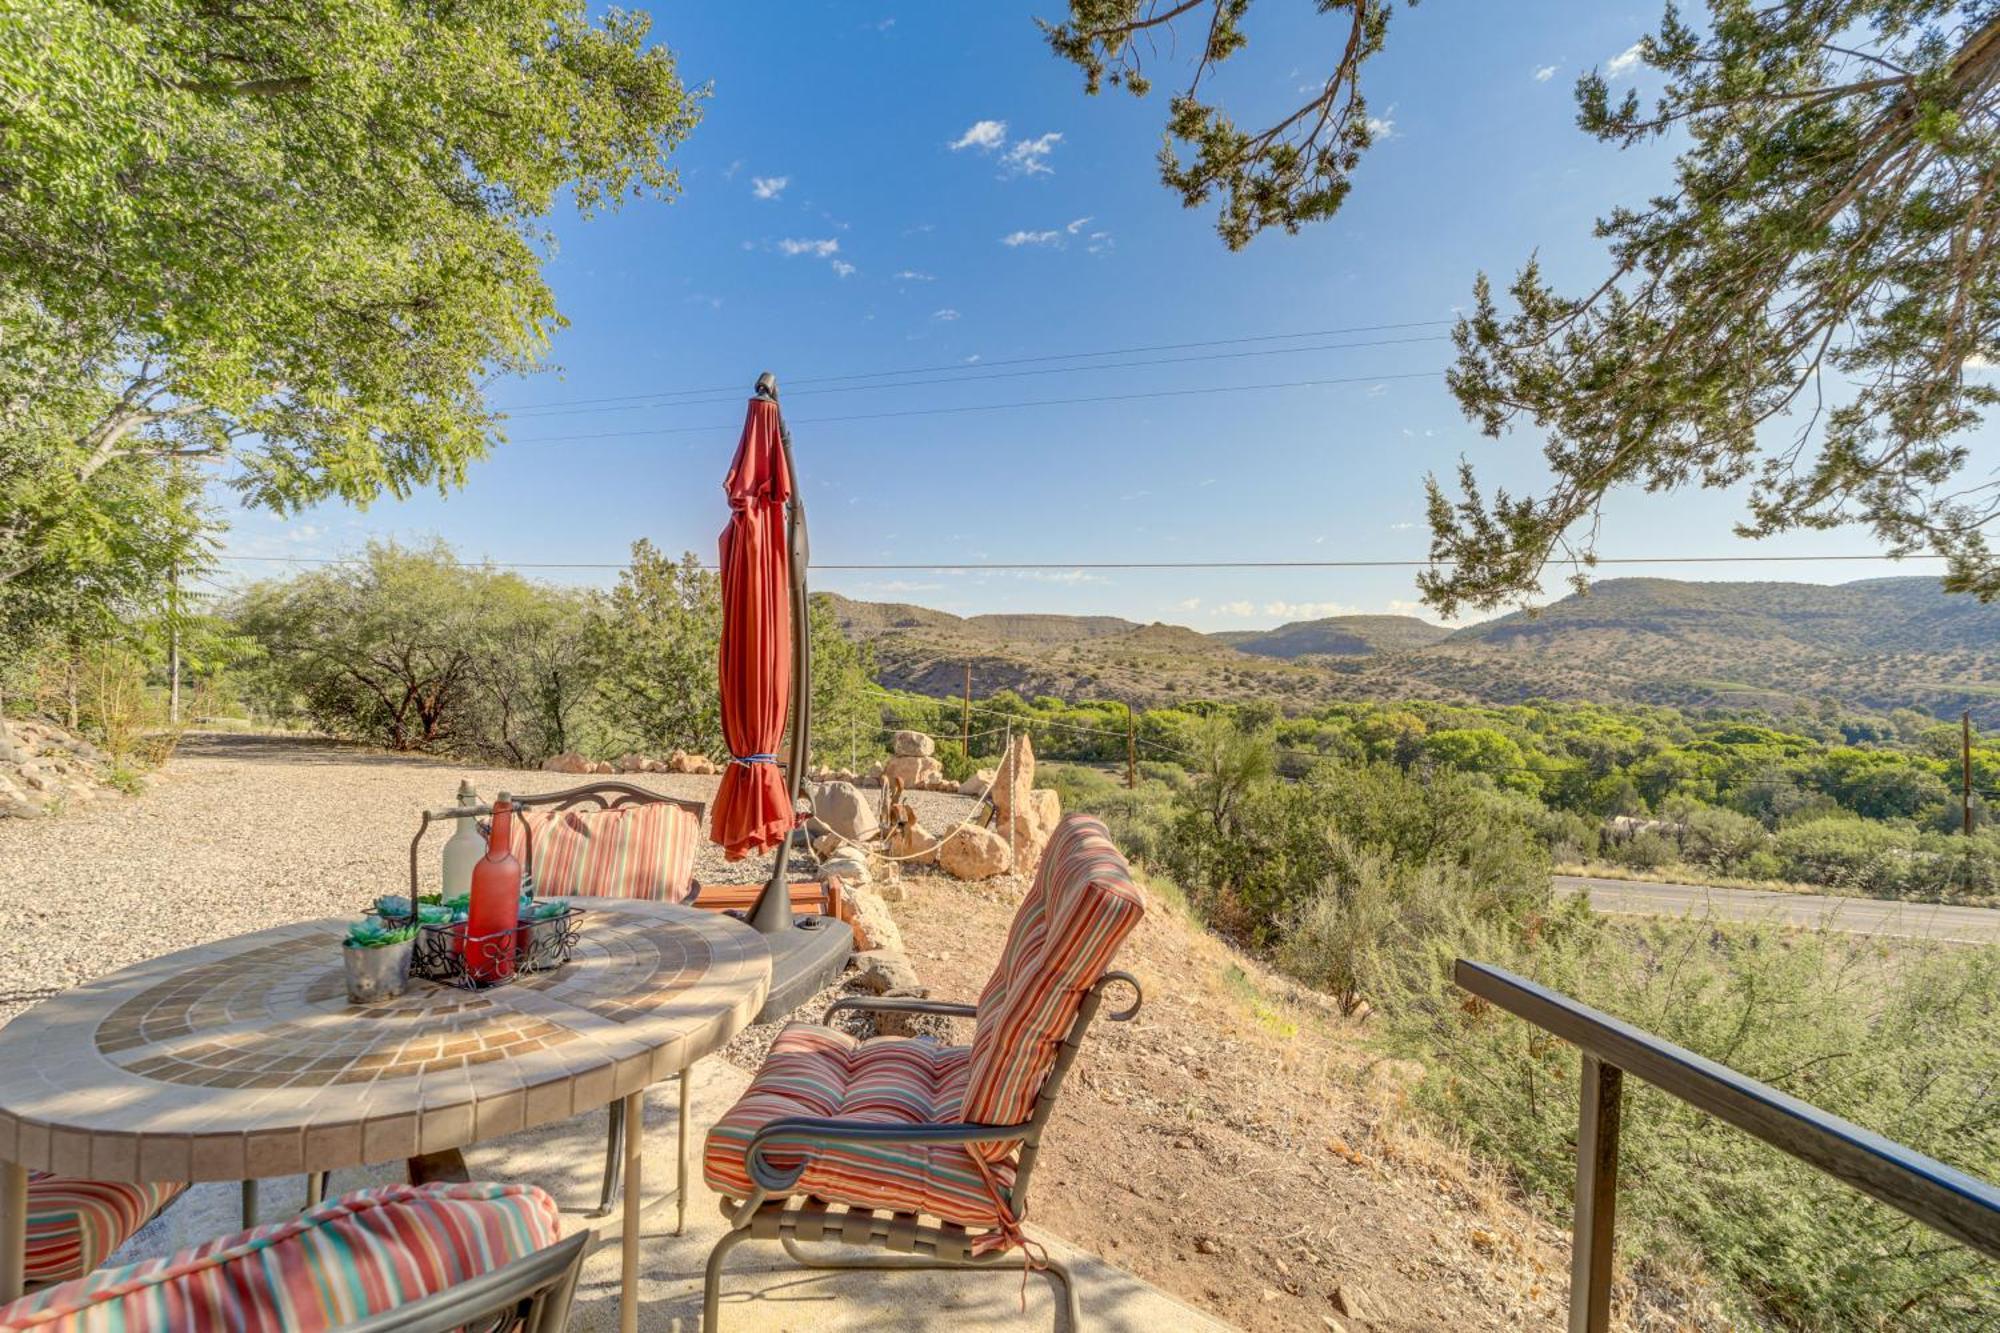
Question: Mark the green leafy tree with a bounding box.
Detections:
[1434,4,2000,609]
[1045,2,2000,603]
[594,542,723,756]
[0,0,702,591]
[1041,1,1409,249]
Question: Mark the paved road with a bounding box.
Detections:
[1556,874,2000,945]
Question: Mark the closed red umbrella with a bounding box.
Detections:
[711,393,795,860]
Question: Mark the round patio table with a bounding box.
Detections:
[0,898,769,1333]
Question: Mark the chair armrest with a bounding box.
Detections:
[821,995,979,1024]
[746,1115,1030,1194]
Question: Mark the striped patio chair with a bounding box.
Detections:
[20,1175,186,1290]
[0,1181,578,1333]
[700,814,1147,1329]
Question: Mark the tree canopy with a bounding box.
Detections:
[1044,1,2000,608]
[0,0,702,602]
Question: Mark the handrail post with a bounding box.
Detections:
[1570,1055,1622,1333]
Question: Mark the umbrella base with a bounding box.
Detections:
[754,916,853,1025]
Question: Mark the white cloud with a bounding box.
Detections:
[1001,229,1061,247]
[723,159,743,179]
[1390,520,1417,531]
[1212,601,1257,618]
[893,269,935,281]
[777,238,840,258]
[932,308,960,321]
[751,175,789,200]
[1176,597,1202,612]
[1065,216,1093,234]
[1086,230,1114,255]
[1366,112,1396,139]
[950,119,1007,152]
[1606,43,1645,78]
[1002,131,1062,176]
[1534,63,1558,82]
[830,260,856,278]
[1264,600,1357,620]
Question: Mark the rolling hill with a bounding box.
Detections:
[821,578,2000,724]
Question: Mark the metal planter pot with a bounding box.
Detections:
[343,940,413,1004]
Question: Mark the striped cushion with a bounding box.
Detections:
[0,1182,560,1333]
[703,1024,1014,1228]
[514,803,698,903]
[23,1175,186,1286]
[959,816,1145,1160]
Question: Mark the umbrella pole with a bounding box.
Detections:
[746,371,809,936]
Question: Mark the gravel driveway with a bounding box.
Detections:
[0,732,915,1025]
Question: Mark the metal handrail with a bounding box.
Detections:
[1454,959,2000,1333]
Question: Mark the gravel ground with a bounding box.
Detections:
[0,732,976,1026]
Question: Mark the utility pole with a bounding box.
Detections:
[961,663,971,758]
[168,563,182,726]
[1126,701,1137,790]
[1964,710,1975,836]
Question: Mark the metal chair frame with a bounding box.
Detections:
[702,970,1142,1330]
[339,1229,590,1333]
[409,781,711,1228]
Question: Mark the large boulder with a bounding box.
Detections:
[883,755,944,790]
[820,852,871,885]
[958,769,997,798]
[887,820,939,865]
[812,781,880,844]
[939,824,1012,881]
[992,733,1036,822]
[613,752,651,774]
[891,730,936,758]
[543,752,591,774]
[1002,787,1064,875]
[850,949,923,995]
[842,885,903,953]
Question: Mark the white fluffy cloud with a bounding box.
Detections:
[950,119,1007,151]
[777,238,839,258]
[932,308,960,321]
[830,260,856,278]
[1534,63,1558,82]
[893,269,935,281]
[750,175,788,200]
[1606,43,1645,77]
[1001,229,1061,247]
[1213,601,1257,618]
[1002,131,1063,175]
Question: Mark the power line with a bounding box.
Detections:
[500,333,1451,420]
[209,551,1950,572]
[503,319,1459,413]
[507,372,1444,445]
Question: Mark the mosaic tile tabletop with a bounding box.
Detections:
[0,900,769,1183]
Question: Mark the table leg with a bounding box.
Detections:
[677,1071,691,1237]
[1,1160,26,1304]
[619,1089,643,1333]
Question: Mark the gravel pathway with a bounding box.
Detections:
[0,732,974,1026]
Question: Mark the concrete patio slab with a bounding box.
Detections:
[115,1055,1233,1332]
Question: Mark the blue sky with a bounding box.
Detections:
[214,2,1993,628]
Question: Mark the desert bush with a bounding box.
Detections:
[1383,918,2000,1329]
[1770,817,2000,901]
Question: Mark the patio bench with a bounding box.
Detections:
[699,814,1147,1329]
[0,1181,581,1332]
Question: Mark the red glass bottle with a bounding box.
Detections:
[467,795,523,982]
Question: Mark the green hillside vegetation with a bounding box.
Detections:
[1023,741,2000,1330]
[829,577,2000,727]
[877,687,2000,906]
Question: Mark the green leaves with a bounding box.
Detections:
[1,0,702,599]
[1432,3,2000,612]
[1043,0,1407,249]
